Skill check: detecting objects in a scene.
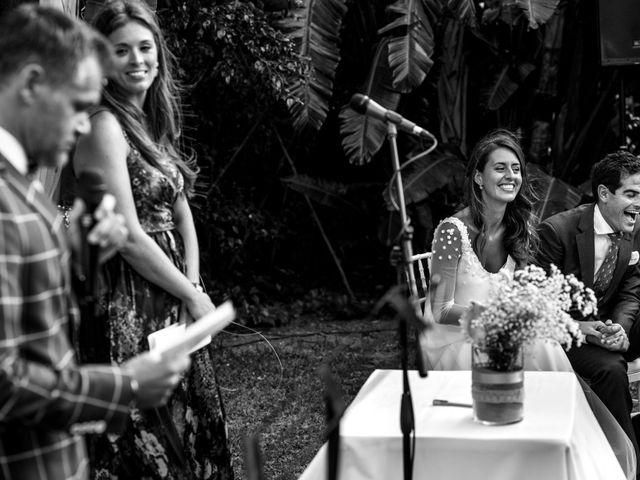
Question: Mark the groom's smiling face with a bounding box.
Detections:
[598,172,640,233]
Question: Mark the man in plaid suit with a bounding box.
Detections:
[0,5,191,479]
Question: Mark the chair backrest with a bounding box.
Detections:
[628,358,640,383]
[406,252,432,314]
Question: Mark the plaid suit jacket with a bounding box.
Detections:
[0,156,135,480]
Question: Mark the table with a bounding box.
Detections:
[299,370,626,480]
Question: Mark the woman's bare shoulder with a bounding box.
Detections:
[452,208,476,232]
[75,109,128,171]
[89,109,125,139]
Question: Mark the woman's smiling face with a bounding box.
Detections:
[475,147,523,204]
[108,21,158,106]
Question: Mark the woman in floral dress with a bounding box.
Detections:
[73,1,233,478]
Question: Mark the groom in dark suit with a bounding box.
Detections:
[536,150,640,460]
[0,5,191,479]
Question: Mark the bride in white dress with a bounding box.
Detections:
[423,129,573,371]
[421,129,634,479]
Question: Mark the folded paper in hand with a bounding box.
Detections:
[148,301,235,358]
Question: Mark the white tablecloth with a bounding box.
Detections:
[299,370,626,480]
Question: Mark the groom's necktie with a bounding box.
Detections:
[593,232,623,298]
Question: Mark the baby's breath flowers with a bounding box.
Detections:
[460,265,594,371]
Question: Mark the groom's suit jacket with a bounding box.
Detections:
[0,155,135,480]
[536,203,640,334]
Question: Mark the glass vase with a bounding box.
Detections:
[471,344,524,425]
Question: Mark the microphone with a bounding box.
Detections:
[77,169,107,305]
[350,93,432,139]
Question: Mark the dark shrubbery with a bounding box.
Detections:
[159,1,391,322]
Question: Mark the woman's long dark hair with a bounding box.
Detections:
[91,0,196,193]
[464,129,538,267]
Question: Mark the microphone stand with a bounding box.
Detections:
[76,216,108,364]
[387,123,419,300]
[244,433,265,480]
[386,121,417,480]
[75,171,110,364]
[320,364,345,480]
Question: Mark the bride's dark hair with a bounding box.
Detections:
[91,0,196,194]
[464,129,539,267]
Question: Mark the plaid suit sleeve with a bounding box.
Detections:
[0,181,134,433]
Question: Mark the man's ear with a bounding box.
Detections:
[597,184,610,203]
[16,63,46,105]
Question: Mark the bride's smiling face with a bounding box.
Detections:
[474,147,522,204]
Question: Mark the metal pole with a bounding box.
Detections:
[386,122,416,480]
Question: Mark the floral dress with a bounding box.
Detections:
[83,123,234,480]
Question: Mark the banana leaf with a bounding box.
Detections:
[378,0,435,92]
[528,164,582,220]
[499,0,519,26]
[486,65,517,111]
[270,0,309,41]
[281,174,368,216]
[485,0,559,28]
[513,0,560,29]
[436,0,478,150]
[383,149,466,210]
[446,0,478,28]
[482,0,501,24]
[339,38,402,166]
[438,18,468,149]
[290,0,349,132]
[515,62,536,81]
[485,62,535,110]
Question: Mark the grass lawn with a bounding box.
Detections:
[213,314,409,479]
[213,314,640,479]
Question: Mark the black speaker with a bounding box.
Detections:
[598,0,640,66]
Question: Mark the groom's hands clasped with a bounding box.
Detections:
[584,319,629,352]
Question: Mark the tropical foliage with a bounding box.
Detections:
[157,0,313,314]
[289,0,640,232]
[30,0,640,316]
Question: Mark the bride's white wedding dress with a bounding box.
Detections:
[423,216,573,371]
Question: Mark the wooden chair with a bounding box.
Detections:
[628,359,640,407]
[406,252,432,315]
[629,359,640,383]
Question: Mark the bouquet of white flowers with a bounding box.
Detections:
[460,264,596,371]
